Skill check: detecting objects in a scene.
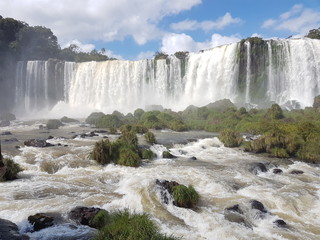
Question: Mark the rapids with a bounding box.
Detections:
[0,122,319,240]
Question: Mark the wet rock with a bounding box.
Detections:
[94,130,108,134]
[3,138,19,143]
[0,121,10,127]
[39,125,44,129]
[249,162,268,174]
[0,218,29,240]
[69,206,102,228]
[156,179,180,204]
[47,136,54,140]
[87,131,99,137]
[28,213,54,231]
[1,131,12,135]
[224,211,251,228]
[290,170,304,175]
[273,219,287,228]
[273,168,283,174]
[189,156,197,160]
[24,139,54,148]
[250,200,267,213]
[226,204,243,214]
[162,151,177,159]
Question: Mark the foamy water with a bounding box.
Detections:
[0,123,319,240]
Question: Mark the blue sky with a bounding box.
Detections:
[1,0,320,60]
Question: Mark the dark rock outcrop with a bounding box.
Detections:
[189,156,197,160]
[0,121,10,127]
[226,204,243,215]
[28,213,54,231]
[162,151,177,159]
[290,170,303,175]
[249,162,268,174]
[0,218,29,240]
[273,168,283,174]
[24,139,54,148]
[1,131,12,135]
[273,219,287,228]
[156,179,179,204]
[250,200,267,213]
[69,206,102,228]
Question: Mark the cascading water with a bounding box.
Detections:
[12,38,320,117]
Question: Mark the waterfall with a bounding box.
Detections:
[245,41,251,103]
[13,38,320,116]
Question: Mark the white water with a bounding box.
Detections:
[1,123,319,239]
[13,38,320,117]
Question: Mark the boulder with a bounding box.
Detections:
[189,156,197,160]
[0,113,16,121]
[290,170,303,175]
[226,204,243,214]
[273,168,283,174]
[0,218,29,240]
[0,121,10,127]
[162,151,177,159]
[69,206,102,228]
[249,162,268,174]
[24,139,54,148]
[1,131,12,135]
[273,219,287,228]
[28,213,54,231]
[4,138,19,143]
[250,200,267,213]
[156,179,179,204]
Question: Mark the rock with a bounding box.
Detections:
[250,200,267,213]
[162,151,177,159]
[0,218,29,240]
[39,125,44,129]
[226,204,243,214]
[249,162,268,174]
[87,131,99,137]
[24,139,54,148]
[273,168,283,174]
[3,138,18,143]
[273,219,287,228]
[224,211,251,228]
[0,113,16,121]
[47,136,54,140]
[69,206,102,228]
[189,156,197,160]
[290,170,303,174]
[79,134,87,138]
[94,130,108,134]
[1,131,12,135]
[0,121,10,127]
[28,213,54,231]
[156,179,180,204]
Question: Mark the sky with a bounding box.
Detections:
[1,0,320,60]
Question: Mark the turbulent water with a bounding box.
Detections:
[13,38,320,117]
[0,122,319,240]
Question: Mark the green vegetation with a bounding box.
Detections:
[95,114,123,128]
[86,112,105,125]
[305,28,320,39]
[46,119,63,129]
[142,149,156,160]
[145,131,156,144]
[154,51,168,60]
[172,185,200,208]
[219,129,242,147]
[60,116,79,123]
[93,210,177,240]
[0,158,22,181]
[117,146,141,167]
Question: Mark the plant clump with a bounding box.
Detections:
[172,185,200,208]
[145,131,156,144]
[219,129,242,147]
[60,116,79,123]
[141,149,156,160]
[0,158,22,181]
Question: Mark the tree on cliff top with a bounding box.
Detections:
[305,28,320,39]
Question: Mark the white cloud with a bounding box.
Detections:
[171,12,242,32]
[0,0,202,45]
[160,33,240,54]
[136,51,155,60]
[63,40,95,53]
[262,4,320,35]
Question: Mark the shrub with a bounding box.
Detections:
[168,120,188,132]
[297,136,320,163]
[86,112,105,124]
[162,151,176,159]
[270,147,289,158]
[90,210,110,229]
[94,210,177,240]
[1,158,22,181]
[119,131,138,147]
[172,185,200,208]
[91,139,113,165]
[60,116,79,123]
[133,108,145,119]
[145,131,156,144]
[117,146,141,167]
[219,129,242,147]
[46,119,63,129]
[109,127,117,134]
[266,104,284,120]
[142,149,156,160]
[95,114,123,128]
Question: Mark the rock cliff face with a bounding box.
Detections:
[9,38,320,115]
